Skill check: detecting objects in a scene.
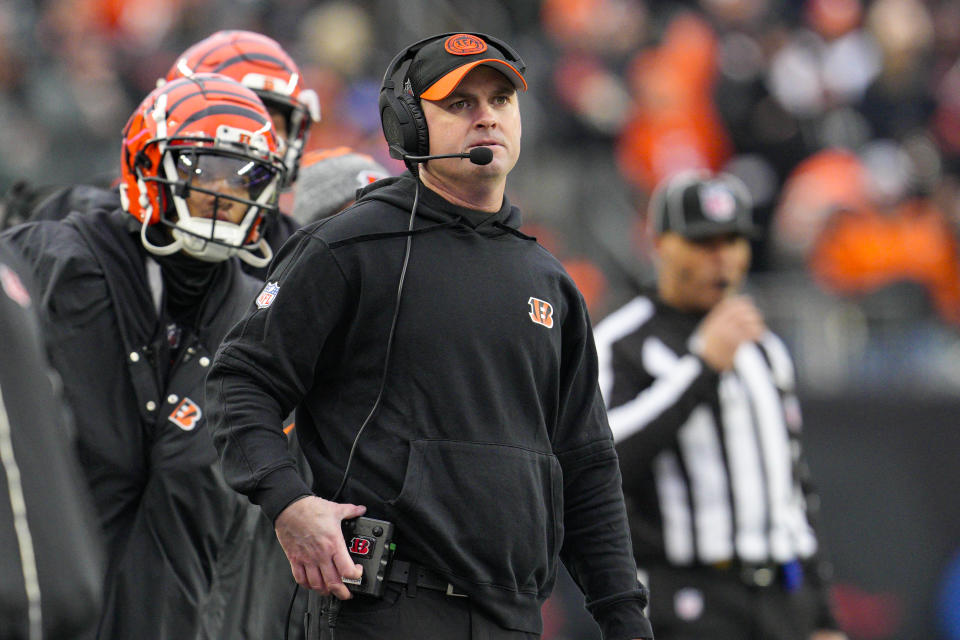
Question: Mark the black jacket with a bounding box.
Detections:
[207,175,652,639]
[1,200,260,639]
[0,243,103,640]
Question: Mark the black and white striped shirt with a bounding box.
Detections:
[594,294,819,568]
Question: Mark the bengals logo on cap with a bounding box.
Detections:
[445,34,487,55]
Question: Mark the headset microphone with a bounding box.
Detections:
[396,145,494,166]
[468,147,494,165]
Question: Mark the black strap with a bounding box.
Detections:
[386,560,466,596]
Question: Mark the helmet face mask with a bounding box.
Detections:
[121,74,287,267]
[160,142,282,262]
[166,30,320,186]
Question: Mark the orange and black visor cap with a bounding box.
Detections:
[407,33,527,101]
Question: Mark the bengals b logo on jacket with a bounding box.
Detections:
[169,397,203,431]
[528,297,554,328]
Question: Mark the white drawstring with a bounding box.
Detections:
[0,388,42,640]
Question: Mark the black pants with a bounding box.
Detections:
[644,564,822,640]
[305,584,540,640]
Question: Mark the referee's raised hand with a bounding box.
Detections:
[695,294,766,371]
[274,495,366,600]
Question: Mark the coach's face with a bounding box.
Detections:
[656,231,752,312]
[419,66,521,189]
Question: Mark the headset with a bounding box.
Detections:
[378,31,526,164]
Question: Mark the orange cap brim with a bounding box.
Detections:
[419,59,528,101]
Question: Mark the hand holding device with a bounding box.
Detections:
[274,495,366,600]
[341,516,396,597]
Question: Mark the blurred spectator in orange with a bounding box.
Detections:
[616,11,733,192]
[771,148,871,267]
[773,142,960,327]
[810,198,960,326]
[81,0,184,45]
[542,0,647,55]
[804,0,863,40]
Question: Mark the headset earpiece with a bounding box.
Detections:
[379,80,429,160]
[398,94,429,157]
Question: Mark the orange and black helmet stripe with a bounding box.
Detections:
[164,76,273,136]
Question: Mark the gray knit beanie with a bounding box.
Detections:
[291,147,390,226]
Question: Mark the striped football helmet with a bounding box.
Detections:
[166,30,320,185]
[120,73,286,267]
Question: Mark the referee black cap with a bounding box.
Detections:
[649,170,760,241]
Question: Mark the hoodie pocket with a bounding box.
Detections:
[389,439,563,595]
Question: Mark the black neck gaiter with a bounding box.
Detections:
[154,250,224,327]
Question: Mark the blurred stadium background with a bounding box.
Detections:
[1,0,959,638]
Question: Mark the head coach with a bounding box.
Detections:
[206,32,653,640]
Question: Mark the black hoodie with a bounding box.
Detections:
[1,196,261,639]
[207,175,653,639]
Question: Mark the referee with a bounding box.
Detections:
[594,171,847,640]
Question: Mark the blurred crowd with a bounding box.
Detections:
[3,0,960,394]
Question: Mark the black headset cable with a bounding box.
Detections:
[283,179,421,640]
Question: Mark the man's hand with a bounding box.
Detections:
[695,295,766,371]
[810,631,848,640]
[274,495,367,600]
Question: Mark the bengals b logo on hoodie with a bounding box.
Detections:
[169,397,202,431]
[528,297,554,328]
